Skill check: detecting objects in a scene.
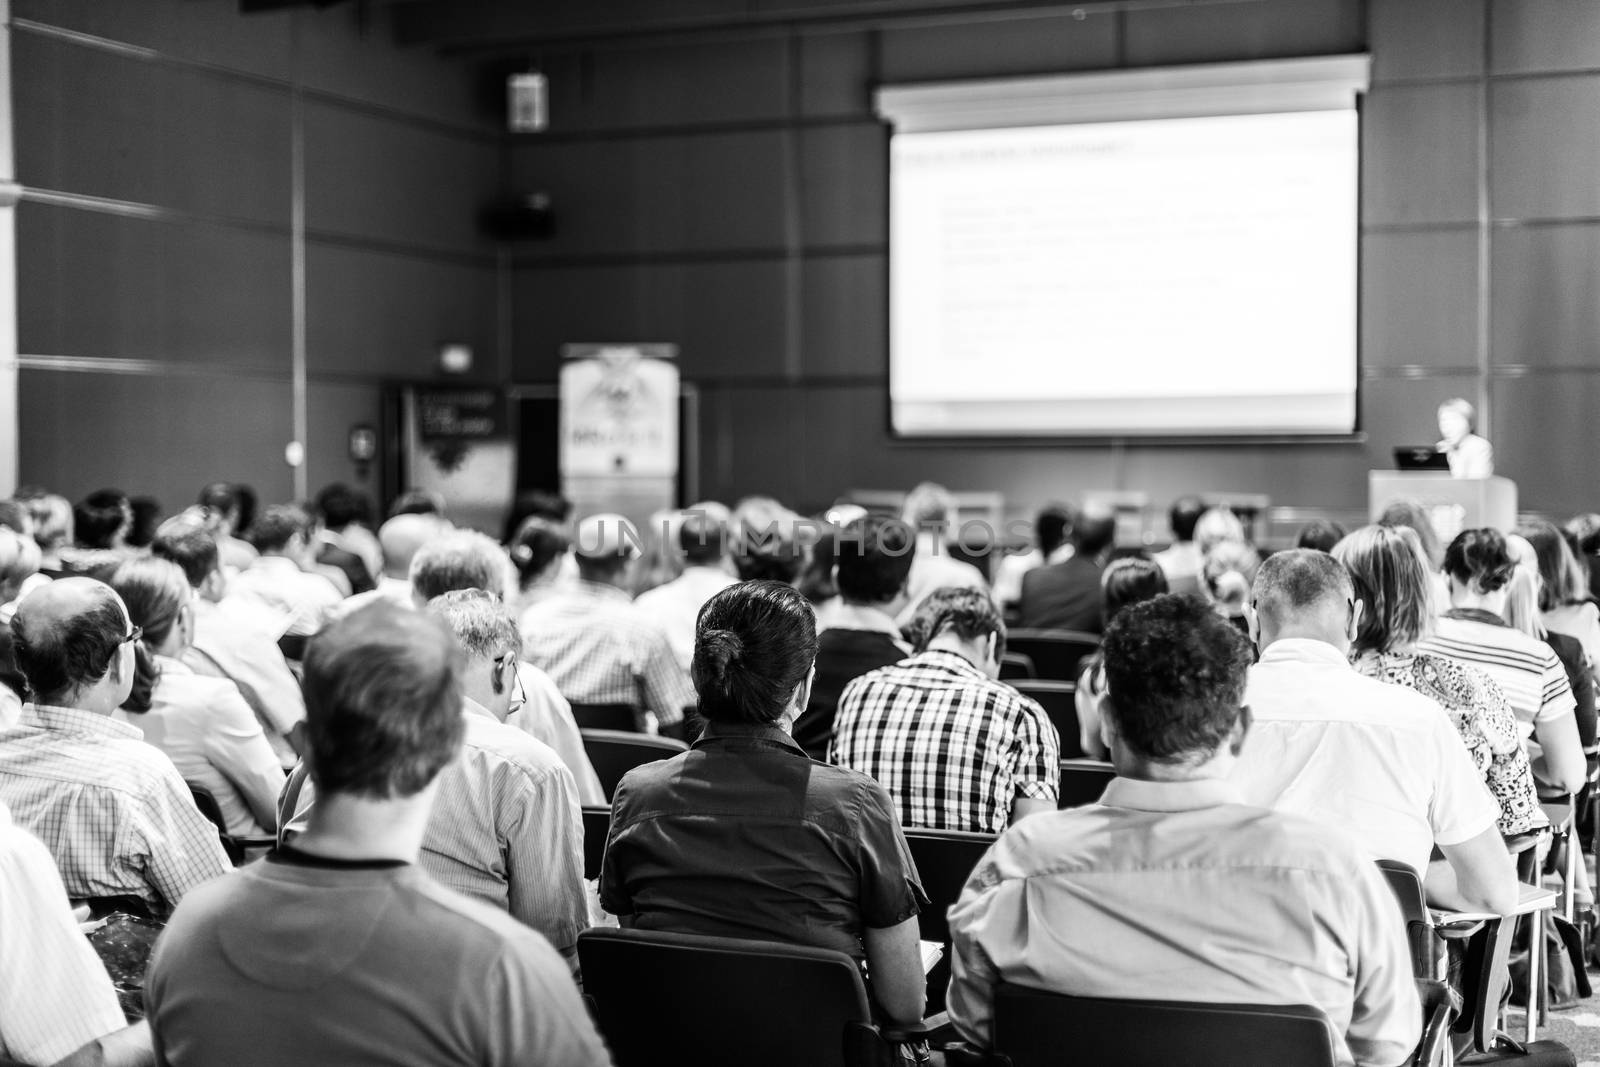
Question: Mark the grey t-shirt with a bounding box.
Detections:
[146,851,611,1067]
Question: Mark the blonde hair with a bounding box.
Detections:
[1202,540,1260,617]
[0,528,41,604]
[1332,525,1436,655]
[1502,534,1545,639]
[1194,508,1247,555]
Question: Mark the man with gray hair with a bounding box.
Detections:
[286,589,588,966]
[897,481,986,625]
[1231,548,1517,914]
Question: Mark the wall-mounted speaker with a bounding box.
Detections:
[480,193,555,241]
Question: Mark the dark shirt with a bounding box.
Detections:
[1546,630,1598,749]
[1017,555,1104,633]
[599,722,927,960]
[793,629,906,760]
[317,544,375,596]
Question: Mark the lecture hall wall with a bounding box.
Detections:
[12,0,1600,528]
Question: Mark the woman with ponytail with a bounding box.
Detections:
[110,557,285,835]
[598,579,930,1026]
[1417,528,1587,796]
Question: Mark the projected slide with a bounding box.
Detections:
[889,109,1359,437]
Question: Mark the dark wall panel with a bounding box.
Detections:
[1492,373,1600,513]
[877,12,1119,83]
[18,368,296,508]
[1361,230,1479,369]
[1491,224,1600,368]
[1122,0,1364,67]
[1490,76,1600,220]
[509,132,789,256]
[1489,0,1600,75]
[17,205,291,369]
[798,33,873,117]
[305,381,385,500]
[12,0,296,81]
[800,254,884,378]
[1361,83,1480,226]
[540,39,790,131]
[799,122,885,248]
[1368,0,1484,81]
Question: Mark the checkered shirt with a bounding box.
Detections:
[829,650,1060,834]
[518,581,694,726]
[0,704,231,912]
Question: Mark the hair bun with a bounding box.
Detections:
[699,629,744,681]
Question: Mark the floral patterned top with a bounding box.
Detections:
[1353,649,1545,837]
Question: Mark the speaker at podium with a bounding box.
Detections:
[1368,471,1517,542]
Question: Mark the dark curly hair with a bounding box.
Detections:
[1443,528,1515,596]
[1102,593,1253,764]
[904,586,1005,660]
[692,581,818,725]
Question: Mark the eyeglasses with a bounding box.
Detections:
[495,654,527,715]
[122,625,143,646]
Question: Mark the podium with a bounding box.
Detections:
[1367,472,1518,540]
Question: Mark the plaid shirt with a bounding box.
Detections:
[830,651,1060,834]
[518,581,694,726]
[0,704,231,912]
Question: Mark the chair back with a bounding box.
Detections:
[999,652,1036,681]
[188,784,243,865]
[903,828,995,945]
[992,985,1339,1067]
[1375,859,1434,978]
[1057,759,1115,809]
[1006,629,1100,681]
[1011,680,1081,758]
[581,729,689,800]
[570,703,642,732]
[579,927,878,1067]
[582,805,610,881]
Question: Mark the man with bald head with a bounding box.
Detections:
[1018,501,1118,632]
[334,512,451,618]
[0,579,230,913]
[1231,549,1516,914]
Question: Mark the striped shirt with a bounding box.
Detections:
[0,704,231,912]
[830,650,1060,834]
[1418,609,1576,736]
[0,800,128,1064]
[519,581,694,727]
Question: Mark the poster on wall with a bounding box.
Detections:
[560,343,679,527]
[402,387,514,536]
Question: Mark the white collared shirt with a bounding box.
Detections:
[946,776,1420,1065]
[225,555,343,638]
[187,596,307,768]
[1234,638,1501,874]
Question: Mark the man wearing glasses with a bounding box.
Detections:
[282,588,588,969]
[0,578,230,915]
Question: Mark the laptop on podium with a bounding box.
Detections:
[1393,446,1450,472]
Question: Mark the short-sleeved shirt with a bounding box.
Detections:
[146,850,611,1067]
[600,722,927,960]
[1234,639,1501,875]
[830,651,1060,834]
[1418,610,1576,737]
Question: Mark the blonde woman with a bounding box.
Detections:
[1333,525,1541,837]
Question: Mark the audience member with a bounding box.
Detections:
[62,489,132,579]
[1234,550,1516,913]
[793,517,914,760]
[405,532,603,807]
[1333,525,1541,838]
[145,602,610,1066]
[126,496,163,550]
[1522,518,1600,677]
[501,491,572,546]
[1152,494,1206,596]
[898,482,988,623]
[195,483,257,575]
[1017,500,1116,632]
[228,505,343,640]
[831,587,1058,832]
[1503,533,1597,751]
[633,506,737,674]
[991,504,1073,612]
[334,511,451,618]
[1563,512,1600,603]
[110,558,285,837]
[18,491,73,579]
[728,495,804,584]
[1200,538,1260,634]
[1417,529,1586,795]
[152,516,307,766]
[945,594,1419,1062]
[1378,497,1446,575]
[388,488,447,520]
[601,581,928,1026]
[1295,517,1346,553]
[1073,557,1168,760]
[508,515,572,615]
[520,514,693,735]
[311,483,379,595]
[1193,506,1246,554]
[632,507,687,596]
[0,797,154,1066]
[0,525,42,623]
[0,578,231,912]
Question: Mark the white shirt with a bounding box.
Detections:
[114,656,286,836]
[0,800,128,1064]
[187,596,307,768]
[1153,541,1204,597]
[632,565,739,673]
[1441,433,1494,479]
[225,555,343,638]
[1234,638,1501,875]
[330,575,415,620]
[898,534,989,626]
[508,664,606,808]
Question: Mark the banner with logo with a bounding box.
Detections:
[560,344,679,525]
